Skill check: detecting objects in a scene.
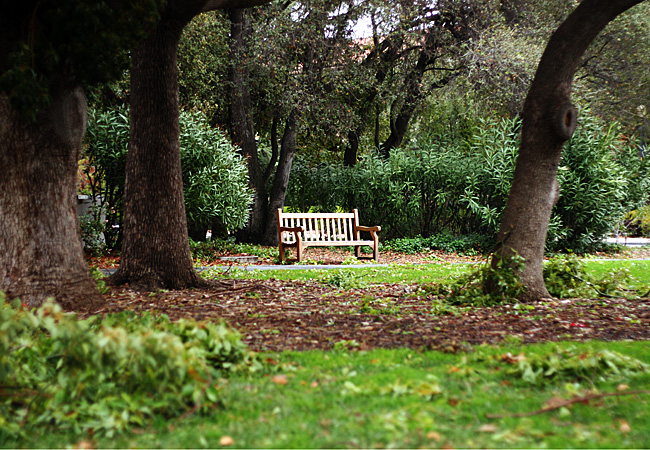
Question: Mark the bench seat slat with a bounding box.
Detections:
[277,208,380,262]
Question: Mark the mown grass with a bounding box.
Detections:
[205,259,650,289]
[24,341,650,449]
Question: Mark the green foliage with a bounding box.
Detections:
[0,297,258,442]
[323,270,368,290]
[443,253,526,307]
[625,205,650,236]
[82,108,253,246]
[189,237,277,262]
[83,107,130,250]
[550,115,642,252]
[79,204,108,256]
[504,346,649,385]
[383,233,490,255]
[89,267,110,295]
[178,11,231,125]
[288,114,645,252]
[543,253,633,299]
[0,1,163,119]
[180,110,253,235]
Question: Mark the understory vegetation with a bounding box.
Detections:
[80,108,252,254]
[0,297,260,442]
[287,113,649,253]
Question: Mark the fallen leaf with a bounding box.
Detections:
[543,397,567,410]
[272,374,289,385]
[478,424,497,433]
[74,441,95,449]
[619,420,631,434]
[426,431,442,441]
[311,381,319,388]
[219,436,235,446]
[618,384,630,391]
[500,352,526,364]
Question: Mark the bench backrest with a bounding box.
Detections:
[277,210,360,244]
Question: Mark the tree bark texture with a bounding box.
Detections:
[492,0,645,301]
[0,87,103,310]
[110,3,206,291]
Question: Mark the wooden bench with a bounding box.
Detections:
[277,209,381,262]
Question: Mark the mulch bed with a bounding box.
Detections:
[88,247,650,353]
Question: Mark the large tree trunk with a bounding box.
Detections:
[492,0,644,301]
[0,86,102,310]
[110,4,205,291]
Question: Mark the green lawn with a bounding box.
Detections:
[36,341,650,449]
[205,259,650,289]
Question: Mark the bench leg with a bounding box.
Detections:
[355,245,361,259]
[297,243,303,262]
[373,235,379,261]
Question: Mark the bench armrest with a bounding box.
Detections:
[356,225,381,233]
[279,226,304,233]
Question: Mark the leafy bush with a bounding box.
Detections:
[287,114,646,252]
[0,297,259,442]
[180,111,253,239]
[456,255,524,306]
[189,237,277,262]
[79,204,108,256]
[427,253,526,307]
[550,116,640,252]
[383,233,492,254]
[82,107,130,250]
[543,253,633,298]
[82,108,252,247]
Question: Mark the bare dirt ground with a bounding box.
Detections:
[88,247,650,352]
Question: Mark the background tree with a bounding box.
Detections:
[0,0,162,309]
[491,0,646,301]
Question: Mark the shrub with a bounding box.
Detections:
[0,296,259,442]
[82,108,253,246]
[383,233,492,254]
[286,113,645,252]
[550,115,638,252]
[180,111,253,240]
[543,253,633,298]
[79,204,108,256]
[82,107,129,250]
